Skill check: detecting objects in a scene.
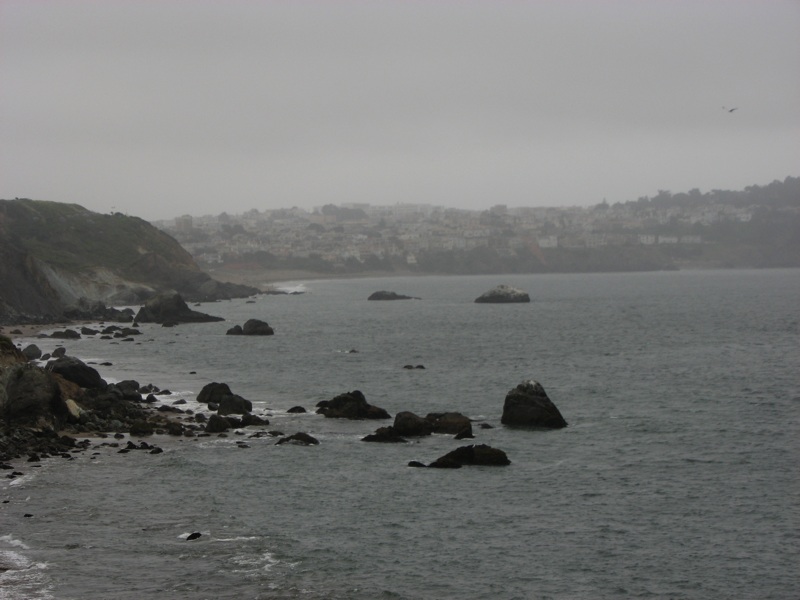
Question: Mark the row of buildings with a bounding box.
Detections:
[156,198,757,267]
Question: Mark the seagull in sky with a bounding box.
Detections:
[723,106,738,112]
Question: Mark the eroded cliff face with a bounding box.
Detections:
[0,199,258,323]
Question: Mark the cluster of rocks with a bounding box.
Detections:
[367,285,531,304]
[225,319,274,336]
[2,313,568,474]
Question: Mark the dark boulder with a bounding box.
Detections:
[362,426,408,443]
[429,444,510,467]
[425,412,472,435]
[21,344,42,361]
[242,319,274,336]
[225,325,243,335]
[217,394,252,416]
[134,293,224,324]
[0,364,69,429]
[367,291,420,301]
[474,285,530,303]
[287,406,307,414]
[276,432,319,446]
[501,380,567,429]
[454,428,474,440]
[393,411,433,436]
[197,382,233,405]
[47,356,107,390]
[316,390,390,420]
[205,414,230,433]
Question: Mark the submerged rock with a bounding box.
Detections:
[474,285,530,303]
[276,432,319,446]
[501,380,567,429]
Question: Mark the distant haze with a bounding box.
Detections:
[1,1,798,222]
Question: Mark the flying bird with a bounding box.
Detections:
[723,106,738,112]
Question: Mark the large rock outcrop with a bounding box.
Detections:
[501,380,567,428]
[474,285,530,303]
[134,293,224,324]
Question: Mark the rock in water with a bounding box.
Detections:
[367,291,419,301]
[428,444,511,467]
[425,412,472,435]
[276,432,319,445]
[393,411,433,436]
[316,390,390,420]
[474,285,530,303]
[501,380,567,428]
[241,319,274,335]
[361,426,408,443]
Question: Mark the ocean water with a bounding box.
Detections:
[1,270,798,600]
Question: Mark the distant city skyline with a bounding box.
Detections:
[2,1,799,221]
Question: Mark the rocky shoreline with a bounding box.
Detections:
[1,294,567,474]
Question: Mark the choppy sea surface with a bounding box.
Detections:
[2,270,799,600]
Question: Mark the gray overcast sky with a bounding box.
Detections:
[2,1,799,222]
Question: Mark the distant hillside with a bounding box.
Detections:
[0,199,258,323]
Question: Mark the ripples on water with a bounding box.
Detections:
[2,270,799,599]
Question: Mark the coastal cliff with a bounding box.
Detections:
[0,199,258,323]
